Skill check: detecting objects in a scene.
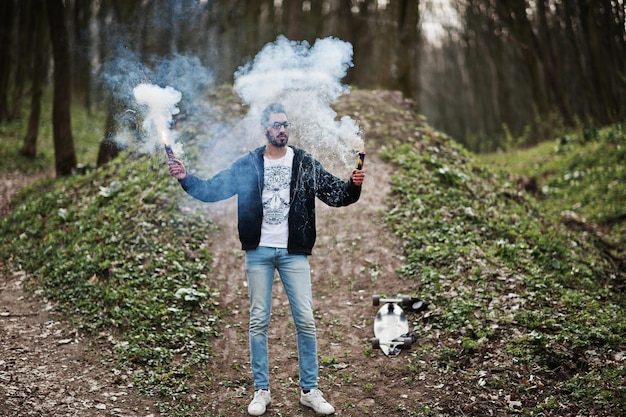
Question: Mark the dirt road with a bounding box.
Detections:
[1,92,437,416]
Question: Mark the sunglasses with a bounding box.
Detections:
[269,121,291,129]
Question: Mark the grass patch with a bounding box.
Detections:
[1,153,220,414]
[0,89,104,173]
[381,122,626,416]
[481,124,626,229]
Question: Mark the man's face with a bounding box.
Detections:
[265,113,290,148]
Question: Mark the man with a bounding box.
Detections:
[168,103,365,416]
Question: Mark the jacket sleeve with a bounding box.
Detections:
[178,166,239,202]
[314,159,361,207]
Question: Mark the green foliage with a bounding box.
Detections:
[541,125,625,227]
[381,122,625,416]
[0,116,53,173]
[0,153,219,415]
[482,123,626,230]
[0,90,105,173]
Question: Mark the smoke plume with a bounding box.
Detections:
[234,35,364,170]
[132,83,182,156]
[100,35,363,172]
[98,47,213,158]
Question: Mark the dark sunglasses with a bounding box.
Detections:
[270,121,291,129]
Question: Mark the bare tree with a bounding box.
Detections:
[285,0,304,40]
[395,0,420,98]
[421,0,626,151]
[10,0,37,121]
[6,0,626,160]
[47,0,77,176]
[0,0,16,122]
[21,0,49,159]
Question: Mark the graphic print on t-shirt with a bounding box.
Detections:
[263,165,291,225]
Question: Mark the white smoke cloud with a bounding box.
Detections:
[132,83,183,156]
[233,35,364,170]
[98,48,213,159]
[100,36,363,172]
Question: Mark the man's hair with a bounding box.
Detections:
[261,103,287,127]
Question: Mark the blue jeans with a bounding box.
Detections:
[245,247,318,391]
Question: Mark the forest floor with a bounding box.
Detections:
[1,91,456,416]
[1,152,440,417]
[1,170,159,417]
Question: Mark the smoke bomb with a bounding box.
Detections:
[164,145,175,160]
[356,151,366,170]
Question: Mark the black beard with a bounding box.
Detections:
[266,131,288,147]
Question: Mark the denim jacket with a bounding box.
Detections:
[178,145,361,255]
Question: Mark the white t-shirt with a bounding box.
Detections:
[259,147,294,248]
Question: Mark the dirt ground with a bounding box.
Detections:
[1,152,440,417]
[0,170,157,417]
[1,91,449,416]
[195,152,435,416]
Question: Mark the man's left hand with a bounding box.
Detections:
[351,169,365,186]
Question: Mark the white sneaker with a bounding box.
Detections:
[300,389,335,415]
[248,389,271,416]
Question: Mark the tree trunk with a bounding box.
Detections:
[580,0,618,123]
[72,0,92,113]
[11,0,36,121]
[0,0,15,122]
[96,100,121,167]
[536,0,573,126]
[562,1,593,120]
[20,0,49,159]
[47,0,77,176]
[396,0,420,98]
[498,0,549,117]
[349,0,373,87]
[285,0,304,40]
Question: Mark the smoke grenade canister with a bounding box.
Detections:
[164,145,175,160]
[356,151,366,170]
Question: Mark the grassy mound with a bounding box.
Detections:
[1,153,220,412]
[381,123,625,415]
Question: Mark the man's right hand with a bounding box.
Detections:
[168,159,187,180]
